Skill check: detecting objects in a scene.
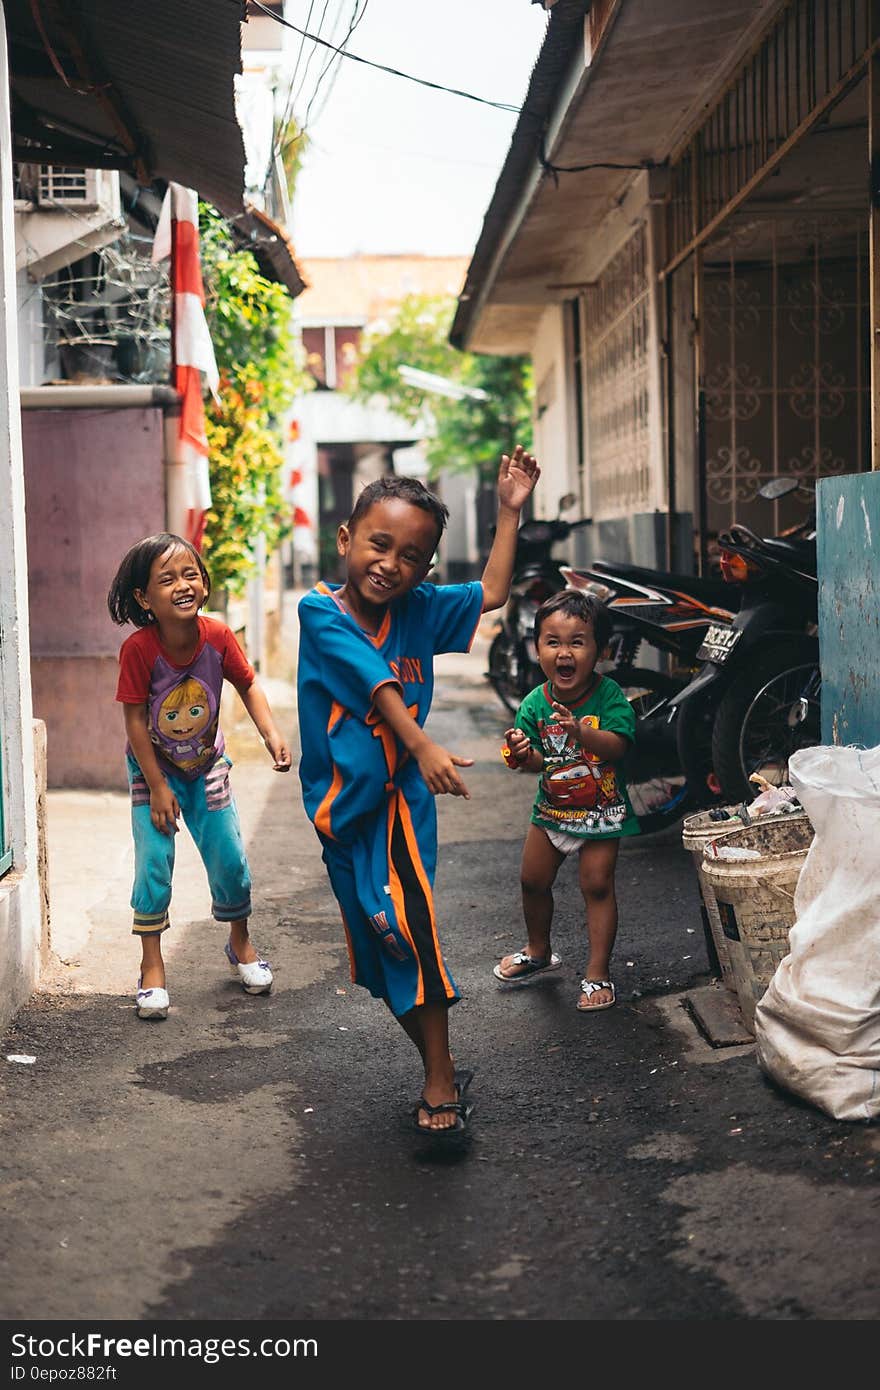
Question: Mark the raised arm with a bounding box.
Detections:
[481,444,540,612]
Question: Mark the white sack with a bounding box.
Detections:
[754,744,880,1121]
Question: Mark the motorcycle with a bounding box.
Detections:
[670,476,819,805]
[488,498,739,715]
[486,493,591,713]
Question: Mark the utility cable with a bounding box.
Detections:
[302,0,369,134]
[249,0,521,119]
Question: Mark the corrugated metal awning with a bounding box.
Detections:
[5,0,246,214]
[234,203,308,299]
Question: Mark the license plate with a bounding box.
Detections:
[697,624,742,664]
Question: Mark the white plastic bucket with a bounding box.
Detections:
[701,815,813,1031]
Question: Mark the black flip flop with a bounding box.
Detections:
[412,1068,475,1137]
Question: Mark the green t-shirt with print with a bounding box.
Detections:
[515,676,640,838]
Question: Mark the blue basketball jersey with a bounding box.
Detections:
[297,580,483,845]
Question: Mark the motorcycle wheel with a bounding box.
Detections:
[608,667,694,835]
[487,629,536,715]
[674,686,724,810]
[710,638,821,803]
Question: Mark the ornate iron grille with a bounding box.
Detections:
[667,0,871,274]
[584,225,652,518]
[702,211,867,537]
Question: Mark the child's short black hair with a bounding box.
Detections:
[107,533,211,628]
[348,475,449,547]
[534,589,613,651]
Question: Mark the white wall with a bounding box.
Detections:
[0,10,43,1029]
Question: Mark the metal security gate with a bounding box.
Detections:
[665,0,873,276]
[701,211,869,539]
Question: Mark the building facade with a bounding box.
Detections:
[454,0,875,577]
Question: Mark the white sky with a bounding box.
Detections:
[276,0,549,257]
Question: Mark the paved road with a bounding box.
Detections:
[1,625,878,1342]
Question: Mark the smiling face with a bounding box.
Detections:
[536,609,600,704]
[336,497,438,629]
[135,543,207,633]
[157,678,212,742]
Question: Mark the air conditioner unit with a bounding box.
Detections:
[35,166,100,210]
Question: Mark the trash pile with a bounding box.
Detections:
[682,781,814,1031]
[707,772,801,826]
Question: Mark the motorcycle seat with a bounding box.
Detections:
[721,526,818,577]
[754,536,817,572]
[587,559,733,606]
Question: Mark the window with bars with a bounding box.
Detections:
[666,0,871,274]
[14,163,99,209]
[702,211,869,538]
[584,224,653,519]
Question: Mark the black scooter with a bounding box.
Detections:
[487,497,739,715]
[670,477,819,804]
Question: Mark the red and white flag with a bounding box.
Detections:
[152,183,219,550]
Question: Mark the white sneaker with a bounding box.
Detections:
[135,983,169,1020]
[224,939,273,994]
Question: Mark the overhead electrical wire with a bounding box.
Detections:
[302,0,370,134]
[272,0,319,156]
[287,0,333,130]
[270,0,361,178]
[249,0,521,114]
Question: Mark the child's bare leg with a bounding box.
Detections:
[139,931,165,990]
[397,1003,458,1131]
[577,838,620,1007]
[227,917,259,964]
[394,1006,425,1060]
[497,824,563,978]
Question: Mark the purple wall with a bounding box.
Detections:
[22,406,166,788]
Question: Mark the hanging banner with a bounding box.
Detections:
[152,184,219,549]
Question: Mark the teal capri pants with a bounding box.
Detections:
[127,752,252,934]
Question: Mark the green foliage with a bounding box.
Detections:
[198,204,312,594]
[345,294,533,481]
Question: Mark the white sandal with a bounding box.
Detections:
[576,979,616,1012]
[493,950,562,986]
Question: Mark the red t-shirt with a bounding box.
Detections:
[115,616,255,780]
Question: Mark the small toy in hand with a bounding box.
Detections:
[502,727,529,767]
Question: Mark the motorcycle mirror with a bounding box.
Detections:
[557,492,577,515]
[757,477,799,500]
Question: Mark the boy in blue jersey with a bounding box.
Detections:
[297,446,539,1135]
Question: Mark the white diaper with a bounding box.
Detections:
[544,827,585,856]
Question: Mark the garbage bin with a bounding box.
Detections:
[682,807,747,992]
[700,815,814,1032]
